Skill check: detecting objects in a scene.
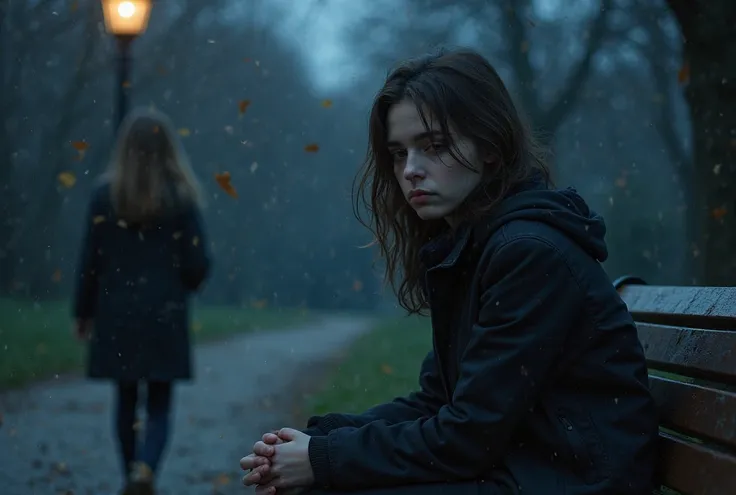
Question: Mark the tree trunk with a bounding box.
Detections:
[668,0,736,285]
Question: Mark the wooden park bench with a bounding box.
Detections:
[614,276,736,495]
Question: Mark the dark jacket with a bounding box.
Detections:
[73,182,212,382]
[304,185,658,494]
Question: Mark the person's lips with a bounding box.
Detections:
[408,190,435,204]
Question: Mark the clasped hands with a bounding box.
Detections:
[240,427,314,495]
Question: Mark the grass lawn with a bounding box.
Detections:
[305,314,432,416]
[0,298,311,390]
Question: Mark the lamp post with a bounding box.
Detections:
[101,0,152,131]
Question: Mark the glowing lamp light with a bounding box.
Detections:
[101,0,152,36]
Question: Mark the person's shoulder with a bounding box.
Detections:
[483,219,569,257]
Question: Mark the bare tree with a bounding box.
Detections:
[501,0,614,139]
[666,0,736,285]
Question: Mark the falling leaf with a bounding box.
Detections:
[93,215,106,225]
[712,207,727,220]
[677,61,690,84]
[57,171,77,188]
[352,279,363,292]
[173,231,182,240]
[71,141,89,151]
[713,163,722,175]
[178,128,191,137]
[117,219,128,228]
[122,80,132,88]
[614,174,627,188]
[250,162,259,173]
[251,299,268,309]
[51,269,62,283]
[520,41,529,53]
[304,143,320,153]
[70,0,79,12]
[215,171,238,198]
[53,462,69,475]
[380,364,393,375]
[321,99,333,108]
[35,342,48,355]
[156,65,168,76]
[238,100,251,115]
[191,321,202,333]
[133,420,143,432]
[192,236,200,247]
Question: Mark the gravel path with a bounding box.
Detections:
[0,315,373,495]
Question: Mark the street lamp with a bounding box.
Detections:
[100,0,153,131]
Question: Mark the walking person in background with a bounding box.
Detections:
[72,107,212,495]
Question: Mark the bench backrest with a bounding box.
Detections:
[615,277,736,495]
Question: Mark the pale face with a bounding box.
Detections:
[387,100,484,225]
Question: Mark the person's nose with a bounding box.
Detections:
[402,150,426,182]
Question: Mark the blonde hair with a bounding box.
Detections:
[105,107,203,222]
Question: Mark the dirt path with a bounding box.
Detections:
[0,315,373,495]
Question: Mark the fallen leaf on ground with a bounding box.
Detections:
[213,472,231,486]
[321,99,333,108]
[238,100,251,115]
[71,141,89,151]
[304,143,319,153]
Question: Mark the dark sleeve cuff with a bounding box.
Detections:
[308,435,332,488]
[301,426,323,437]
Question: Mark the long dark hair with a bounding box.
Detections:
[353,47,551,314]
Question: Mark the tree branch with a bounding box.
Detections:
[503,0,614,134]
[503,0,539,119]
[541,0,613,133]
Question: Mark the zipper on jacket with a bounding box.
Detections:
[557,414,593,470]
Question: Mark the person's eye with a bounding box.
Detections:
[426,142,448,153]
[389,149,407,161]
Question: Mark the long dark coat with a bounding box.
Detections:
[73,183,212,382]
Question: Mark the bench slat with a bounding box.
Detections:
[638,323,736,383]
[650,375,736,448]
[620,285,736,330]
[659,432,736,495]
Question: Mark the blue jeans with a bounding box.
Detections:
[115,381,173,478]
